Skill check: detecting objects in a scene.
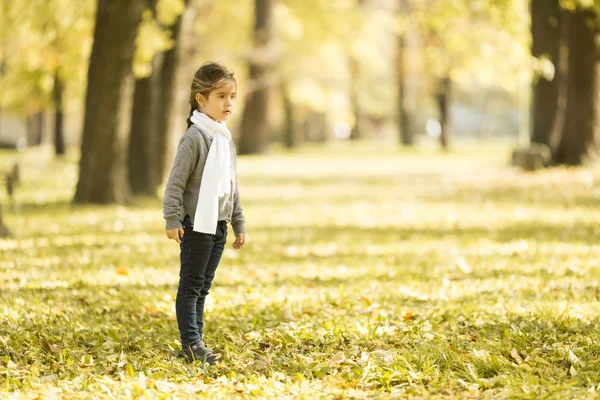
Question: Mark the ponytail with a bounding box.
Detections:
[186,104,197,128]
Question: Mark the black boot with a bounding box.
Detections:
[181,340,217,364]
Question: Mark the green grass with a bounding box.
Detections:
[2,142,600,398]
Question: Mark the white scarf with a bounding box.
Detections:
[190,110,232,234]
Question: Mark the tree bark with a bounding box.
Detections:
[553,8,599,165]
[437,76,452,150]
[53,69,66,156]
[129,0,162,197]
[303,109,327,142]
[27,112,44,147]
[154,0,192,186]
[282,83,299,148]
[74,0,144,204]
[349,56,368,140]
[238,0,274,155]
[0,204,10,238]
[530,0,561,147]
[128,54,162,196]
[397,33,414,146]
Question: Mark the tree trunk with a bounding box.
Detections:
[282,83,298,148]
[397,33,414,146]
[27,112,44,147]
[349,56,367,140]
[530,0,561,147]
[437,76,452,150]
[303,109,327,142]
[162,0,199,176]
[238,0,274,155]
[74,0,144,204]
[154,1,189,186]
[53,69,66,156]
[128,54,162,196]
[552,8,599,165]
[0,204,10,238]
[129,0,162,197]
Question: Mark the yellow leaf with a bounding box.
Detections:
[254,360,268,371]
[330,351,346,367]
[283,309,296,321]
[48,344,62,354]
[116,267,129,276]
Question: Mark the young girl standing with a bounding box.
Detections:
[163,62,246,364]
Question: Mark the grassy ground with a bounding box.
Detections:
[2,142,600,399]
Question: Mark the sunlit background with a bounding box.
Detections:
[2,0,600,398]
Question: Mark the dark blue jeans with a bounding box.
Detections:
[176,215,227,345]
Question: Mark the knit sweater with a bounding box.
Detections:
[162,125,246,235]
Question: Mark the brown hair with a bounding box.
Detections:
[187,62,236,128]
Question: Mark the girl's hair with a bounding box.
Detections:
[187,62,236,128]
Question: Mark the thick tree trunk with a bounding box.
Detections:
[282,83,299,148]
[74,0,144,204]
[238,0,274,155]
[129,0,161,197]
[530,0,561,147]
[303,109,327,142]
[128,54,163,196]
[53,70,66,156]
[0,204,9,238]
[437,76,452,150]
[553,8,599,165]
[397,33,414,146]
[27,112,44,147]
[154,2,188,186]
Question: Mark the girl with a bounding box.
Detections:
[162,62,246,364]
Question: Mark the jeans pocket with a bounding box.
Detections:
[219,223,228,244]
[180,221,192,253]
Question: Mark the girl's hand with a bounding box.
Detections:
[166,227,184,243]
[233,233,246,249]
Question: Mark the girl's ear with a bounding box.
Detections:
[195,93,205,108]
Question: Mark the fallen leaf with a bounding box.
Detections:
[370,350,393,363]
[330,351,346,367]
[242,331,261,341]
[116,267,129,276]
[510,348,523,364]
[404,312,413,321]
[456,257,473,274]
[138,371,147,389]
[283,309,296,321]
[473,348,490,359]
[48,343,62,354]
[254,359,268,371]
[568,350,580,365]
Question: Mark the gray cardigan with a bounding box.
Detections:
[162,125,246,235]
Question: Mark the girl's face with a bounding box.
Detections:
[196,81,236,122]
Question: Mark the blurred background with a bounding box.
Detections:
[0,0,597,207]
[4,2,600,395]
